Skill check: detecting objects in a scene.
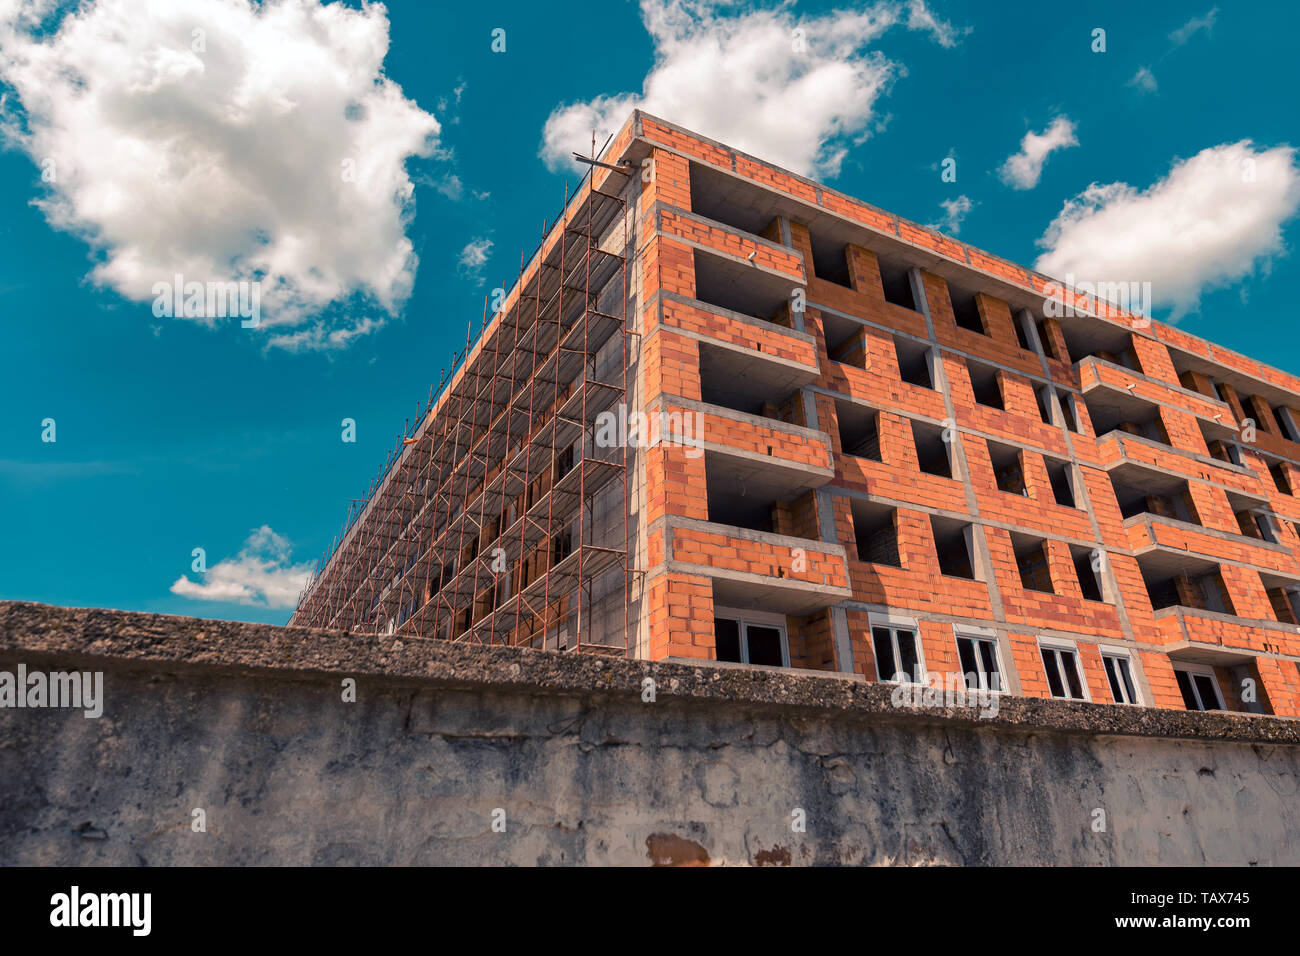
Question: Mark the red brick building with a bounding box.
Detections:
[291,111,1300,718]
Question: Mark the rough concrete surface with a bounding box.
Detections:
[1,601,1298,865]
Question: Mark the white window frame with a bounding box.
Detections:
[953,625,1006,694]
[1173,662,1226,711]
[868,612,926,684]
[713,607,790,668]
[1037,636,1090,701]
[1098,644,1142,705]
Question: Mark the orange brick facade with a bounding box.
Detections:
[625,111,1300,717]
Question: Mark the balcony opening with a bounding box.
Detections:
[911,420,953,478]
[1033,385,1054,425]
[1013,310,1034,352]
[852,499,902,567]
[698,341,800,417]
[987,441,1027,496]
[1144,566,1236,616]
[1060,322,1141,370]
[948,284,987,335]
[1205,437,1243,465]
[1085,395,1168,444]
[967,360,1005,410]
[1044,458,1077,508]
[1236,508,1278,542]
[878,257,917,311]
[1269,461,1294,496]
[895,336,934,389]
[1011,532,1055,593]
[809,232,852,288]
[1070,545,1105,601]
[1113,476,1200,525]
[837,401,882,461]
[931,515,977,579]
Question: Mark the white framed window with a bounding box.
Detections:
[869,613,924,684]
[1099,645,1142,705]
[1173,662,1225,711]
[954,627,1004,693]
[713,607,789,668]
[1038,637,1088,700]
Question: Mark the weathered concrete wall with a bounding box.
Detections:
[2,601,1299,866]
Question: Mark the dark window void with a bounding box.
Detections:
[854,501,901,567]
[810,233,851,288]
[1045,459,1077,507]
[912,420,953,478]
[1113,477,1200,525]
[1034,385,1054,425]
[747,626,784,666]
[1071,546,1104,601]
[1012,533,1054,593]
[967,360,1005,410]
[837,402,882,461]
[1013,312,1033,352]
[1059,394,1080,433]
[1270,462,1294,496]
[949,286,987,335]
[1175,669,1223,711]
[931,516,976,579]
[1036,320,1058,359]
[895,336,934,389]
[879,258,917,311]
[1272,406,1299,441]
[987,442,1027,496]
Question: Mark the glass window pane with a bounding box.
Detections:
[1062,651,1083,699]
[1103,656,1124,702]
[1042,647,1065,697]
[872,627,897,681]
[714,618,741,663]
[1194,674,1221,710]
[1118,659,1137,704]
[979,640,1000,689]
[1175,670,1199,710]
[746,625,784,667]
[897,630,918,683]
[957,638,979,690]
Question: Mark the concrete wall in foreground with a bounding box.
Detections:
[1,601,1298,866]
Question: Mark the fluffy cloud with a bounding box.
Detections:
[170,525,312,609]
[999,117,1078,190]
[1129,67,1157,93]
[0,0,439,346]
[541,0,967,179]
[1034,141,1300,318]
[929,194,972,235]
[457,237,493,284]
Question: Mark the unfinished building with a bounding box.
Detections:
[291,111,1300,717]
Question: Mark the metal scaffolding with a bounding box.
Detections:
[291,167,636,656]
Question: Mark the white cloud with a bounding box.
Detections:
[929,195,972,235]
[540,0,968,178]
[170,525,312,609]
[1170,7,1217,47]
[1129,67,1157,93]
[999,116,1078,190]
[0,0,440,346]
[1034,141,1300,318]
[457,237,492,284]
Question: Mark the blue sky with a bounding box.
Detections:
[1,0,1297,624]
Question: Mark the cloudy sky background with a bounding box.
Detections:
[1,0,1297,622]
